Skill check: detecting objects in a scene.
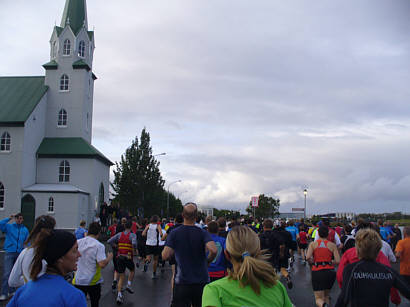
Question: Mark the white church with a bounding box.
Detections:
[0,0,112,230]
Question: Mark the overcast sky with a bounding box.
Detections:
[1,0,410,214]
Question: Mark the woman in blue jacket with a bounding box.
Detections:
[0,213,29,300]
[7,229,87,307]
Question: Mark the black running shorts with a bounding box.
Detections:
[116,256,135,273]
[298,243,308,250]
[137,245,146,258]
[311,269,336,291]
[290,241,297,251]
[146,245,161,256]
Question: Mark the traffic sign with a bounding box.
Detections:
[251,196,259,208]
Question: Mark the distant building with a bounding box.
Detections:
[278,212,304,220]
[198,205,214,217]
[0,0,112,230]
[335,212,355,220]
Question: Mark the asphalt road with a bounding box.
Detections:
[1,250,409,306]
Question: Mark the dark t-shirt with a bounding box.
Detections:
[166,225,213,285]
[259,230,281,266]
[273,228,292,259]
[335,260,410,307]
[136,229,146,247]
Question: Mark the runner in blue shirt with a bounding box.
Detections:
[207,221,227,282]
[75,220,87,239]
[378,220,393,243]
[285,221,299,264]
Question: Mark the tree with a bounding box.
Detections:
[246,194,280,218]
[213,209,241,219]
[111,128,165,217]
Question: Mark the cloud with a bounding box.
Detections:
[2,0,410,214]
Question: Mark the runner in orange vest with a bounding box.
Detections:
[307,226,340,307]
[108,220,137,304]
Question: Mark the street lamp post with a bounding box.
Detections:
[303,189,308,220]
[167,180,181,218]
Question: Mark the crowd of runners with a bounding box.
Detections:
[1,205,410,306]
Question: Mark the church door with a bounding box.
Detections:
[21,194,36,231]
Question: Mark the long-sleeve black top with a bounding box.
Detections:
[335,260,410,307]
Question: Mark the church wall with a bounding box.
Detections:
[22,94,47,188]
[0,127,24,217]
[24,192,85,230]
[36,157,109,225]
[87,159,110,221]
[37,158,94,187]
[45,67,92,143]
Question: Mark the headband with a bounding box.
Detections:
[43,230,77,265]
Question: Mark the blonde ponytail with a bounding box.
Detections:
[226,226,278,294]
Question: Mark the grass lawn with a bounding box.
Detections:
[388,219,410,226]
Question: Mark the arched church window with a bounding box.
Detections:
[63,39,71,55]
[0,182,4,209]
[58,109,67,127]
[48,197,54,213]
[60,74,69,91]
[0,132,11,152]
[78,41,86,58]
[59,160,70,182]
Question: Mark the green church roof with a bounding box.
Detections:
[37,137,113,166]
[55,26,64,36]
[0,76,48,126]
[73,59,90,71]
[87,31,94,41]
[43,60,58,70]
[60,0,87,35]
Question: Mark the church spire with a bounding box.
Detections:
[60,0,88,35]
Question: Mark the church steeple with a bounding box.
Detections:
[60,0,88,34]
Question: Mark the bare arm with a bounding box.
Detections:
[142,225,149,237]
[206,241,217,264]
[332,243,340,265]
[97,252,113,268]
[161,232,168,241]
[306,241,315,264]
[162,246,174,261]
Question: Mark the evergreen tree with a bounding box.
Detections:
[111,128,165,217]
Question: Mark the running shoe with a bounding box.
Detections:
[152,272,158,279]
[112,280,118,291]
[135,261,140,268]
[143,262,148,272]
[286,276,293,289]
[116,293,124,305]
[125,286,134,294]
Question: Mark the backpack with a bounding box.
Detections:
[341,234,355,253]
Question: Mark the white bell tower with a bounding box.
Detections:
[43,0,96,143]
